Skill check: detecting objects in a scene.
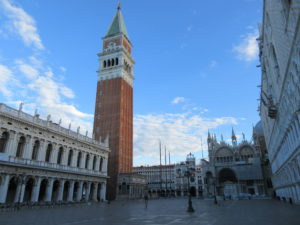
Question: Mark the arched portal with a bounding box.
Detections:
[6,177,18,203]
[23,177,35,202]
[219,168,237,183]
[52,180,60,201]
[38,179,48,201]
[62,181,70,201]
[218,168,238,197]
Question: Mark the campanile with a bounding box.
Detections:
[93,4,134,200]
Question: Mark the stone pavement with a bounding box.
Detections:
[0,198,299,225]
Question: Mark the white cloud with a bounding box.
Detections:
[172,97,186,104]
[16,60,39,79]
[134,113,239,165]
[60,86,75,99]
[233,29,259,62]
[0,1,92,135]
[0,0,44,50]
[0,64,14,97]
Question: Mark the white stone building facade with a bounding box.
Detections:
[258,0,300,204]
[134,153,203,197]
[133,165,175,197]
[0,103,109,204]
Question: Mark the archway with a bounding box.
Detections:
[218,168,238,197]
[23,177,35,202]
[0,131,9,153]
[219,168,237,183]
[67,149,73,166]
[38,179,48,201]
[16,136,26,158]
[6,177,18,203]
[97,183,101,201]
[45,144,52,162]
[31,140,40,160]
[51,180,60,201]
[62,181,70,201]
[73,182,79,201]
[190,187,196,197]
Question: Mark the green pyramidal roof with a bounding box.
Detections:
[105,7,129,39]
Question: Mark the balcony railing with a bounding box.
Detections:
[4,155,107,177]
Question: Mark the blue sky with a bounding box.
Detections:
[0,0,262,166]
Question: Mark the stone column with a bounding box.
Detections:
[76,181,83,201]
[37,140,46,161]
[51,144,58,164]
[7,131,17,156]
[85,182,91,201]
[57,180,65,201]
[95,156,100,171]
[24,136,33,159]
[31,177,42,202]
[73,150,78,167]
[62,148,68,166]
[99,183,105,201]
[14,177,26,203]
[45,179,54,202]
[80,152,86,169]
[92,183,98,201]
[103,157,108,173]
[0,174,10,203]
[67,181,74,202]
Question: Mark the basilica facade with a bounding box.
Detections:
[258,0,300,204]
[0,103,109,205]
[201,130,266,199]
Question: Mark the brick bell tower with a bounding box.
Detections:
[93,3,134,200]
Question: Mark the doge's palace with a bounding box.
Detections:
[0,103,109,204]
[258,0,300,204]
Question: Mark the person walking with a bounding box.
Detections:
[144,193,149,209]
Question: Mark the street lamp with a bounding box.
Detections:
[185,166,195,213]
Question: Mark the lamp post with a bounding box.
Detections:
[185,166,195,213]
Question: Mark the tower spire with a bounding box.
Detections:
[105,3,129,39]
[232,127,237,146]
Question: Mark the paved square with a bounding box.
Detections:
[0,199,299,225]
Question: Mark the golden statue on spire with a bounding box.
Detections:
[118,1,121,9]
